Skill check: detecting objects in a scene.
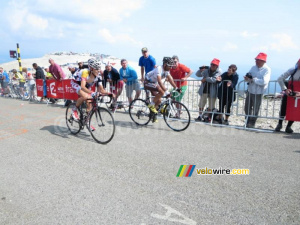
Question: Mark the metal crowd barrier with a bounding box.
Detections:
[110,79,288,131]
[5,76,294,132]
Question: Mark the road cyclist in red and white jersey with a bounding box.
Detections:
[71,59,113,128]
[144,57,181,121]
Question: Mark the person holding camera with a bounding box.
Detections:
[195,58,222,122]
[275,59,300,133]
[244,52,271,128]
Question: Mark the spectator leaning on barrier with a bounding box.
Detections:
[33,63,46,101]
[120,59,141,104]
[139,47,156,82]
[217,64,239,125]
[275,59,300,133]
[170,55,193,102]
[195,58,222,122]
[103,63,124,110]
[49,58,66,81]
[244,52,271,128]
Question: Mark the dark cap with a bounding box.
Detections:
[141,47,148,52]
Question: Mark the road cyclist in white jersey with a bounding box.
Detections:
[144,57,181,121]
[71,59,113,129]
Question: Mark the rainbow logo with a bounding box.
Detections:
[176,165,196,177]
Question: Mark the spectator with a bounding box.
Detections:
[120,59,141,104]
[170,55,193,103]
[32,63,45,80]
[275,59,300,133]
[78,61,89,70]
[195,58,222,122]
[103,63,124,110]
[68,64,79,78]
[23,68,36,101]
[244,52,271,128]
[12,69,25,99]
[33,63,46,102]
[48,58,66,81]
[0,67,10,96]
[217,64,239,125]
[139,47,156,82]
[44,68,53,79]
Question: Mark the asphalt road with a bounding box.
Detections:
[0,97,299,225]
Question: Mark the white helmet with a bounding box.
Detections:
[88,58,101,70]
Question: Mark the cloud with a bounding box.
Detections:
[241,31,259,38]
[2,0,145,39]
[26,14,48,31]
[251,33,298,52]
[269,33,298,51]
[222,42,238,52]
[99,28,143,46]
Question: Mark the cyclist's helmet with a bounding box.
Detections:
[163,57,175,67]
[88,58,101,70]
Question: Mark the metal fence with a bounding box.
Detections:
[110,79,289,131]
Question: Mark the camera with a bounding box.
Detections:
[245,73,253,79]
[289,91,296,97]
[199,66,209,70]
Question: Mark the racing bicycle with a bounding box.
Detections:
[66,95,115,144]
[129,90,191,132]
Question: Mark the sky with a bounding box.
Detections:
[0,0,299,78]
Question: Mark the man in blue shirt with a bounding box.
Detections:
[120,59,141,104]
[0,67,10,96]
[138,47,156,82]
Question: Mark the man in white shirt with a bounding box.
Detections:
[244,52,271,128]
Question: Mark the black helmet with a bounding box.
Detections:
[163,57,175,67]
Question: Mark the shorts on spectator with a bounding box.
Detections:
[2,82,8,89]
[30,84,35,91]
[174,85,187,102]
[110,80,124,95]
[126,82,140,98]
[19,82,25,88]
[198,93,216,109]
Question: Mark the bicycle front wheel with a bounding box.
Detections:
[66,103,81,134]
[163,101,191,132]
[129,99,151,126]
[89,107,115,144]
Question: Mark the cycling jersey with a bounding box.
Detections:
[71,69,103,94]
[145,66,170,84]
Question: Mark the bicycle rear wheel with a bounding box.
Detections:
[89,107,115,144]
[163,101,191,132]
[129,99,151,126]
[66,103,81,134]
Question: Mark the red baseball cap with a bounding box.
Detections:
[211,58,220,66]
[255,52,267,62]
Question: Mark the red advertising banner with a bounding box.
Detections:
[36,79,79,100]
[46,80,62,99]
[286,81,300,121]
[36,79,44,97]
[63,79,79,100]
